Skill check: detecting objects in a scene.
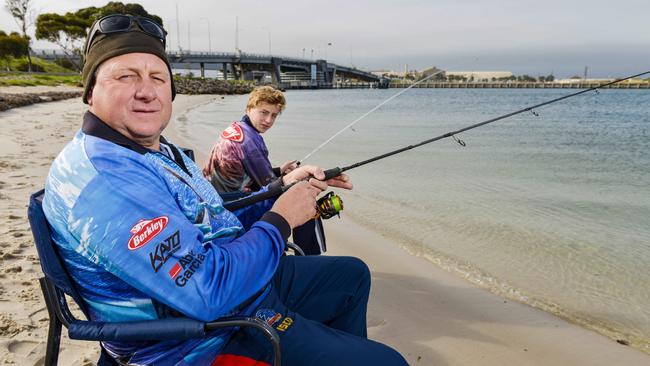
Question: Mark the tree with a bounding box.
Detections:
[0,31,29,57]
[5,0,33,71]
[35,2,163,70]
[0,30,29,69]
[77,2,162,25]
[519,74,536,82]
[35,12,89,69]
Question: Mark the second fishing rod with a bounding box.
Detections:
[223,70,650,213]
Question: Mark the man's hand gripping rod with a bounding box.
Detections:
[222,168,344,215]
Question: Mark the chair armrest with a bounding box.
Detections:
[68,317,206,341]
[69,316,281,365]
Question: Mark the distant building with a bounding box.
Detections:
[555,78,615,84]
[372,66,445,79]
[446,71,513,81]
[371,70,393,77]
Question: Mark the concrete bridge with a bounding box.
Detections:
[33,49,388,89]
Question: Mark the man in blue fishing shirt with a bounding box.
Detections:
[42,14,408,366]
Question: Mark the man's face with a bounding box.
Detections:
[247,102,281,133]
[88,53,173,149]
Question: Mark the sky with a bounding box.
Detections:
[1,0,649,78]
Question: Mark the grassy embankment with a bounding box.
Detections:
[0,56,81,87]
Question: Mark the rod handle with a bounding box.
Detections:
[322,167,342,180]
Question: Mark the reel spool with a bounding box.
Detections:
[316,191,344,219]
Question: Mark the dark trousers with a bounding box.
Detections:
[292,218,326,255]
[215,256,408,366]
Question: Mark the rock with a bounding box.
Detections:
[174,77,255,95]
[0,91,82,112]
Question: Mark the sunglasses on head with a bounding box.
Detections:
[84,14,167,56]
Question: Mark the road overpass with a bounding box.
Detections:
[33,49,388,89]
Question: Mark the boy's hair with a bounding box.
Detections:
[246,86,286,112]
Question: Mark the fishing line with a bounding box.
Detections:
[224,70,650,212]
[299,68,447,163]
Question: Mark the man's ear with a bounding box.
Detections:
[87,87,93,106]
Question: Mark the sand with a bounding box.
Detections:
[0,87,648,365]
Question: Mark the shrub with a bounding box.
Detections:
[15,58,45,72]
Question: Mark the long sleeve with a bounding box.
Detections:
[44,134,288,322]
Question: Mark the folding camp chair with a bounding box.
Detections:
[28,190,281,366]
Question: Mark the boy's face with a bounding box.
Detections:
[247,102,281,133]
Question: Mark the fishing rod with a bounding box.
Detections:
[223,70,650,214]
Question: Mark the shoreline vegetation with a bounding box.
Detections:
[0,72,254,111]
[0,56,254,111]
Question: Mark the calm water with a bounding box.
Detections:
[177,88,650,352]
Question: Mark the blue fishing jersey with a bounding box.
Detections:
[43,112,290,365]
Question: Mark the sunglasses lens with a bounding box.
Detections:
[139,18,166,39]
[99,15,132,32]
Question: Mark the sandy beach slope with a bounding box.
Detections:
[0,90,215,365]
[1,88,648,365]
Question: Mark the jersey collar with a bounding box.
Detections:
[81,111,192,176]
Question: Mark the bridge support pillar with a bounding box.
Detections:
[222,63,228,80]
[232,63,241,80]
[316,60,332,87]
[271,57,283,85]
[200,63,205,78]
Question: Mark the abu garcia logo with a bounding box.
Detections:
[168,251,206,287]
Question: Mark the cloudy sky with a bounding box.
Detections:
[1,0,648,77]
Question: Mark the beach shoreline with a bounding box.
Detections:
[1,87,648,365]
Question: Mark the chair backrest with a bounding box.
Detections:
[28,189,88,316]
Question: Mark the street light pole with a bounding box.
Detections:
[175,4,181,51]
[201,18,212,53]
[187,22,191,51]
[235,16,239,53]
[262,27,271,55]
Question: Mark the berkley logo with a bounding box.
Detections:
[127,216,169,250]
[220,123,244,142]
